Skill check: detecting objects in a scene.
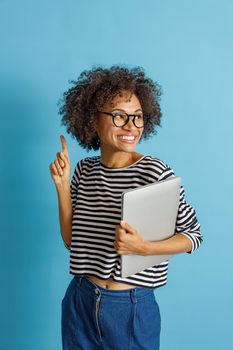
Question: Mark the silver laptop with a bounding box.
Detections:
[121,176,181,278]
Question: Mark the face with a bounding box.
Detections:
[95,91,144,154]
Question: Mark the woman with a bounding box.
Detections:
[49,66,202,350]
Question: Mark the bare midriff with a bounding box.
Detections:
[86,275,137,290]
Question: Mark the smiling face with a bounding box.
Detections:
[95,91,144,157]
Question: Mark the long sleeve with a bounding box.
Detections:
[158,166,203,253]
[70,160,83,210]
[62,160,83,251]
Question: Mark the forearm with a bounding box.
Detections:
[56,181,73,247]
[143,233,193,255]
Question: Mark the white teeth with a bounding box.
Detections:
[121,136,135,140]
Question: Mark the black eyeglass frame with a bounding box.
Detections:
[98,111,144,128]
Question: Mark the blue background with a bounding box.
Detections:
[1,1,232,349]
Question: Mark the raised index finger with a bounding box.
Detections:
[60,135,69,158]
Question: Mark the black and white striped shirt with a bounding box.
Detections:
[65,155,202,288]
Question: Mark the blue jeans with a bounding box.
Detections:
[61,275,161,350]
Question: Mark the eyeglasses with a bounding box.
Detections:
[98,111,144,128]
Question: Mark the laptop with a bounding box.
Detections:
[120,176,181,278]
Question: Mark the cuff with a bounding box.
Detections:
[178,232,195,254]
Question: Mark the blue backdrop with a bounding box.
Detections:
[1,1,232,349]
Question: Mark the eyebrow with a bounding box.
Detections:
[111,108,143,113]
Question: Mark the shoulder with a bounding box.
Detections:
[141,155,175,180]
[72,156,100,182]
[74,155,100,171]
[142,155,169,170]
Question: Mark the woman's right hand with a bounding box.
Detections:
[49,135,71,187]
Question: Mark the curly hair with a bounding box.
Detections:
[58,65,163,151]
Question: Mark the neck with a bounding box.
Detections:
[100,150,142,169]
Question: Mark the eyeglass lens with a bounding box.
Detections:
[113,113,144,127]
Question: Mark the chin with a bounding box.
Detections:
[119,145,137,153]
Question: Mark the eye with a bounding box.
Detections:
[135,114,143,120]
[113,113,127,121]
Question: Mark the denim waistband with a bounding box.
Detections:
[73,275,154,303]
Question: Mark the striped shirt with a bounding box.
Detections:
[65,155,202,288]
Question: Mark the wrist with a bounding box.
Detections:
[141,240,152,256]
[142,241,157,256]
[55,180,70,191]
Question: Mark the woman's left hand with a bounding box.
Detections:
[114,221,147,256]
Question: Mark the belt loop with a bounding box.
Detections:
[76,274,84,286]
[130,288,137,304]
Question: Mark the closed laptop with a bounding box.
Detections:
[121,176,181,278]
